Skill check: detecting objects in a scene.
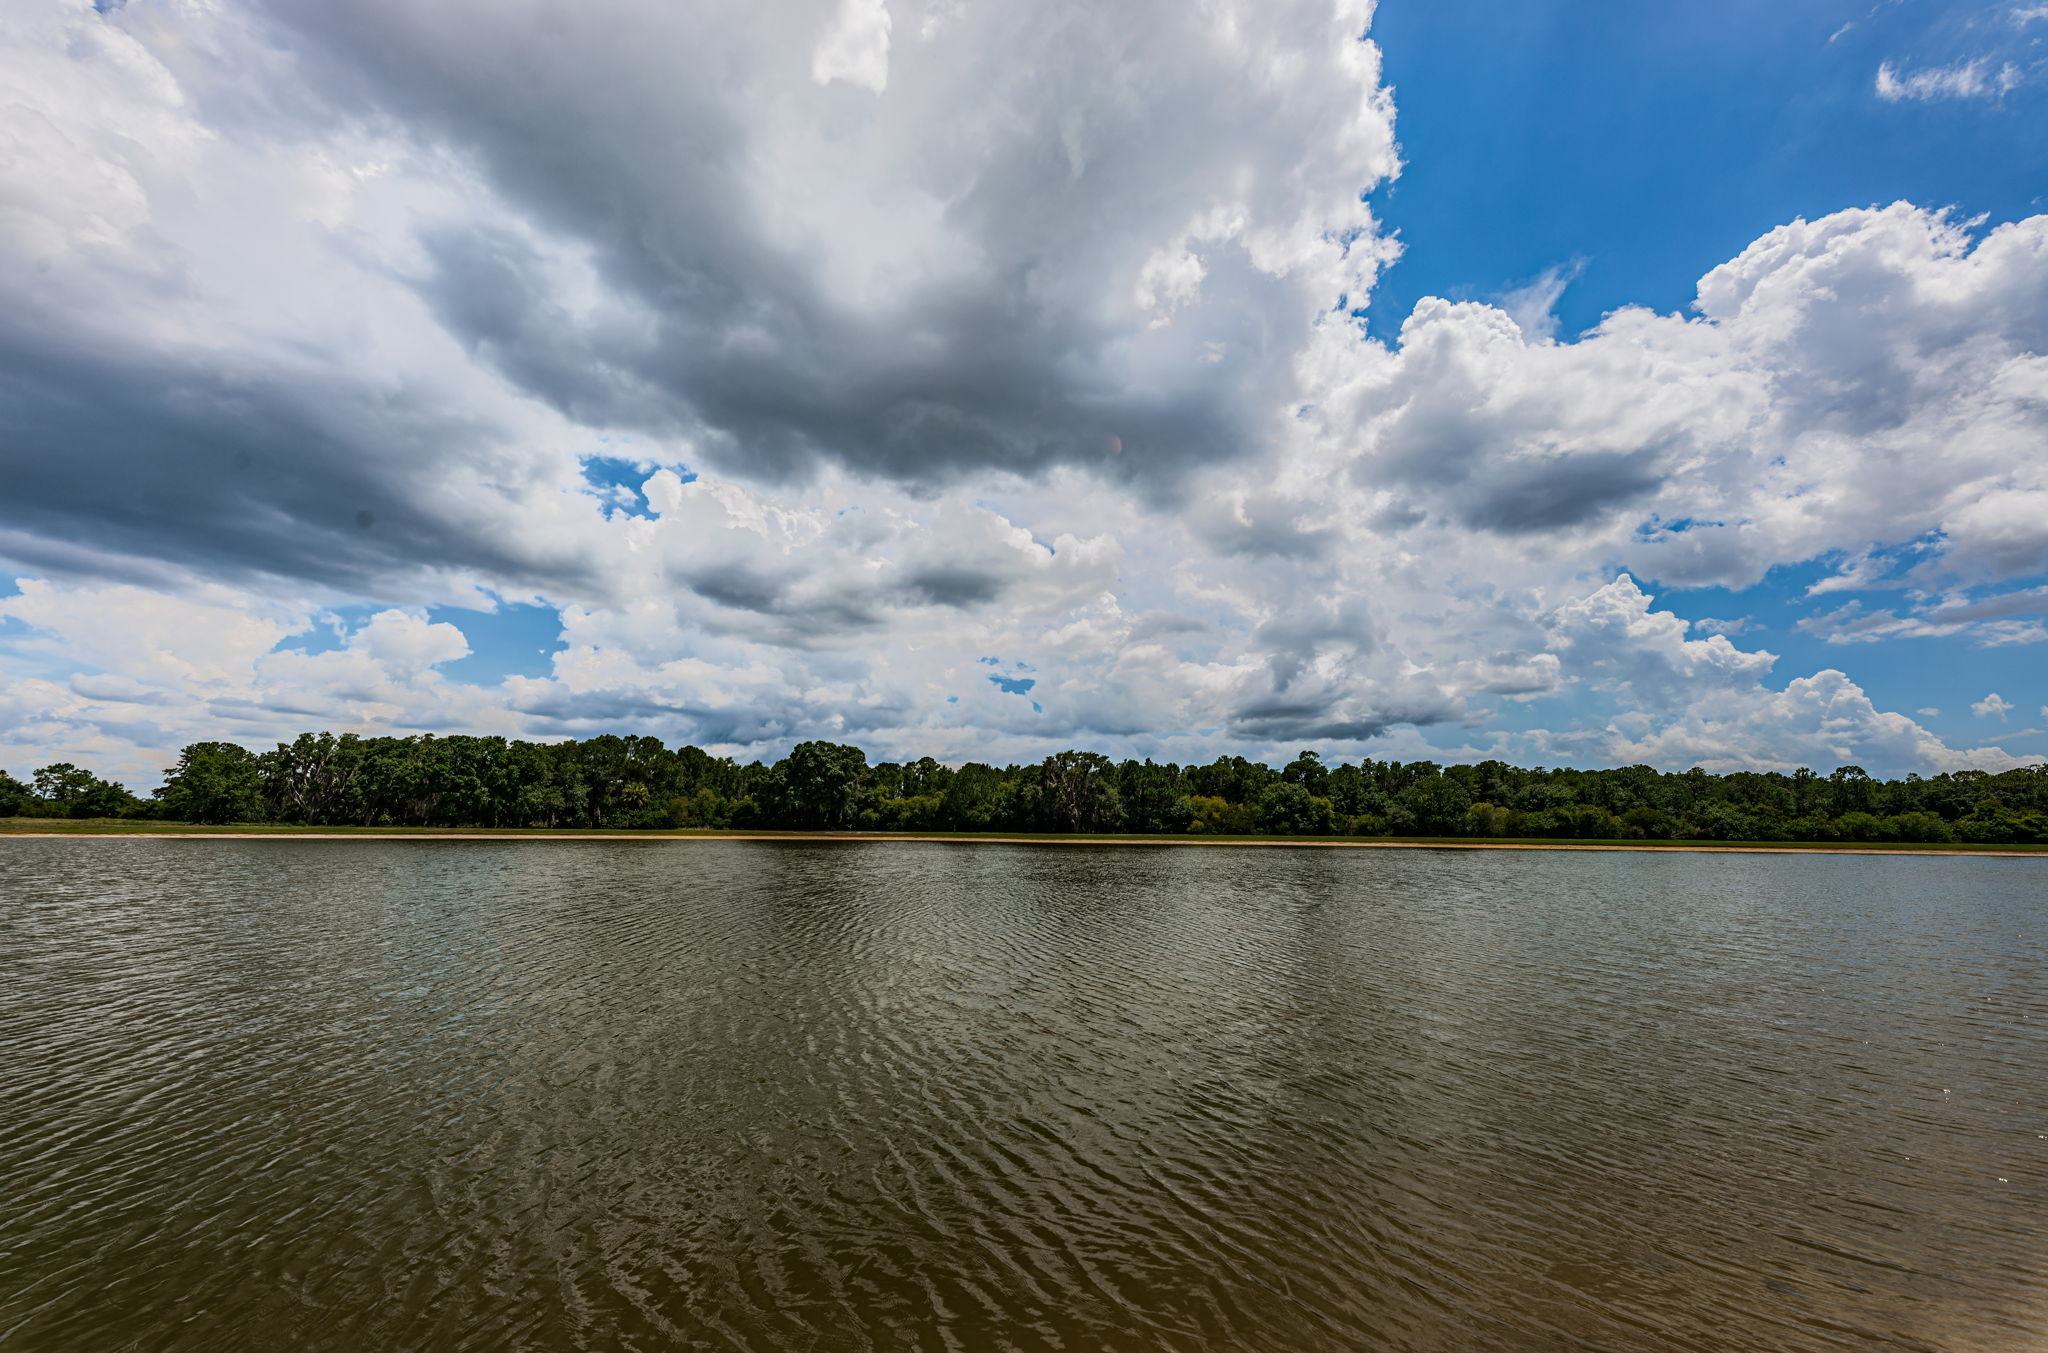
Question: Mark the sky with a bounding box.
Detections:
[3,0,2047,788]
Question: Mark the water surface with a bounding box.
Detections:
[2,841,2043,1351]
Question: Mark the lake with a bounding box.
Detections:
[1,840,2042,1351]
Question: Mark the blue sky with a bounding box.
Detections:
[1371,0,2048,341]
[1366,0,2048,763]
[2,0,2045,783]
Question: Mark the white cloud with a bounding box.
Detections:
[1305,204,2048,594]
[1796,599,2048,648]
[812,0,892,93]
[1543,575,1776,703]
[1590,668,2038,776]
[0,1,2044,788]
[0,578,494,783]
[1493,260,1583,342]
[1135,244,1210,329]
[1875,59,2023,102]
[1973,692,2016,719]
[1508,576,2041,774]
[0,579,309,686]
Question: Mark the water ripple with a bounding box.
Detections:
[1,841,2043,1351]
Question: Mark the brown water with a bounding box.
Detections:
[1,841,2043,1352]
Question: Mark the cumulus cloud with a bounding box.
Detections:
[1543,576,1776,705]
[1509,576,2041,774]
[0,580,490,783]
[1,0,2045,786]
[0,0,1402,577]
[264,0,1397,488]
[1973,692,2016,719]
[1589,668,2039,776]
[1309,205,2048,593]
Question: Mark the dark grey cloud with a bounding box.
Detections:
[1355,379,1666,538]
[2,0,1393,622]
[688,564,795,616]
[1197,493,1339,559]
[0,326,549,592]
[413,229,674,435]
[241,0,1379,489]
[1455,451,1663,534]
[896,566,1006,608]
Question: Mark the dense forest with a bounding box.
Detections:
[4,733,2046,843]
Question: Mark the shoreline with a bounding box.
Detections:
[1,828,2041,858]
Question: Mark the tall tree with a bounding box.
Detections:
[1027,752,1123,833]
[767,741,871,830]
[156,742,265,824]
[30,763,139,818]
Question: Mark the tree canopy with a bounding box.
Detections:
[4,735,2045,844]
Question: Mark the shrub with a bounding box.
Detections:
[1885,811,1953,843]
[1463,801,1514,837]
[1186,795,1255,835]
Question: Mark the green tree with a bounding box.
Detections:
[1254,783,1337,835]
[261,732,364,825]
[32,763,96,806]
[1956,801,2045,845]
[1027,752,1123,833]
[1555,804,1623,838]
[899,756,953,798]
[31,763,139,818]
[1187,795,1255,835]
[1397,776,1471,834]
[667,787,738,829]
[19,731,2048,843]
[938,762,1007,830]
[1464,801,1515,837]
[0,769,30,817]
[1280,750,1329,795]
[1620,805,1678,839]
[1118,760,1192,833]
[1885,811,1953,843]
[1186,755,1276,804]
[1828,765,1876,816]
[1693,801,1765,841]
[157,742,266,824]
[766,741,871,829]
[1322,762,1375,815]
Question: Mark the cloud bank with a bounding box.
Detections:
[2,0,2045,785]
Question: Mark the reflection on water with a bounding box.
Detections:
[1,841,2043,1351]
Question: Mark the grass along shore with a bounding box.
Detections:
[3,817,2043,856]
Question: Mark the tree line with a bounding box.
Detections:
[3,733,2046,843]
